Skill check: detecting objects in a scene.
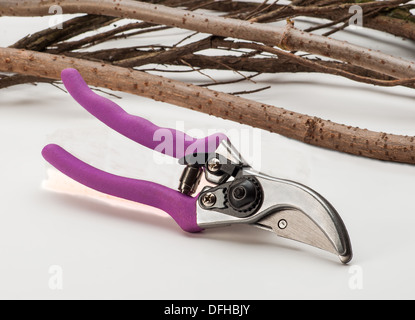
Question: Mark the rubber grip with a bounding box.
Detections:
[42,144,202,233]
[61,68,227,159]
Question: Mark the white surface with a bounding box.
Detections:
[1,14,415,300]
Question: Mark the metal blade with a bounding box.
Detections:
[255,209,351,263]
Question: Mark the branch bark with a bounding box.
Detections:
[1,0,414,79]
[1,47,414,164]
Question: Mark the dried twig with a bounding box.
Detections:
[229,85,271,95]
[199,73,261,87]
[180,58,217,82]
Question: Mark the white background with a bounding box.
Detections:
[0,8,415,299]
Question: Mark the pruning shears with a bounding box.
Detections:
[42,68,352,264]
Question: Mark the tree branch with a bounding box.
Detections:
[1,47,414,164]
[1,0,414,79]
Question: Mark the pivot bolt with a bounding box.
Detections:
[207,157,221,173]
[232,186,247,200]
[201,192,216,207]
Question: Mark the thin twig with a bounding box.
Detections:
[202,56,258,84]
[230,85,271,95]
[91,87,123,99]
[305,12,353,33]
[180,58,217,82]
[50,82,67,93]
[244,0,270,20]
[199,72,261,87]
[173,31,200,47]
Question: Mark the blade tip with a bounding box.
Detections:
[339,253,353,264]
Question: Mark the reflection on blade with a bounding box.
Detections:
[255,209,352,264]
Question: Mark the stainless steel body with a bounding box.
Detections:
[193,140,353,264]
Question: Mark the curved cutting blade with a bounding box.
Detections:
[251,172,353,264]
[256,209,352,264]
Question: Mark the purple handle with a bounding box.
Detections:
[42,144,202,233]
[61,68,227,158]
